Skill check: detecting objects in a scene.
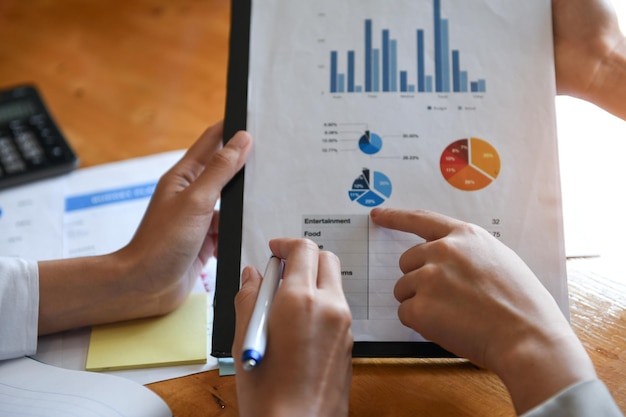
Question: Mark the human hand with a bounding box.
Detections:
[38,122,251,334]
[118,121,252,315]
[233,238,353,417]
[370,208,596,414]
[552,0,624,97]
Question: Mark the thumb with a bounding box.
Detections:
[191,131,252,206]
[232,266,262,358]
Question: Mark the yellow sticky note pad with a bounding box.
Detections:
[86,293,207,371]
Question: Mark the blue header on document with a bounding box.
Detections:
[65,182,157,212]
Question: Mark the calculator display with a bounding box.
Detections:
[0,99,38,125]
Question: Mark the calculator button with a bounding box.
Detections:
[0,137,17,157]
[15,131,44,159]
[9,122,29,136]
[0,137,27,174]
[0,136,26,174]
[8,119,25,130]
[29,113,48,126]
[49,145,65,159]
[0,146,22,164]
[3,160,27,174]
[39,127,60,144]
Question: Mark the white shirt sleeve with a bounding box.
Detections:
[0,257,39,360]
[521,379,624,417]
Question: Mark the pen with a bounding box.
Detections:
[241,255,283,371]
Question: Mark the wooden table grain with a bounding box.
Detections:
[1,2,624,416]
[0,0,231,168]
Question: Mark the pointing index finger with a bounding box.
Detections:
[370,208,460,242]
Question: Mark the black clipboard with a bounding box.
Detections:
[212,0,454,359]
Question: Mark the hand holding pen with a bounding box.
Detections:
[241,255,283,370]
[233,238,354,417]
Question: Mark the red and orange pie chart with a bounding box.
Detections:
[440,137,500,191]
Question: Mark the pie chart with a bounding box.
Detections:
[440,138,500,191]
[348,168,392,207]
[358,131,383,155]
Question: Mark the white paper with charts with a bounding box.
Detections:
[243,0,566,342]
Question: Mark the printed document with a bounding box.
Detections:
[243,0,567,342]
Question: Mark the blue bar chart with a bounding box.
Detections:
[329,0,486,94]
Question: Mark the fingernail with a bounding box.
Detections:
[241,266,251,285]
[228,131,251,149]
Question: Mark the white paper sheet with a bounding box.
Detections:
[0,177,65,260]
[244,0,568,342]
[0,357,172,417]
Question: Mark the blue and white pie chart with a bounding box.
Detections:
[348,168,392,207]
[358,131,383,155]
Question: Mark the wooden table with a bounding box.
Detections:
[1,2,624,416]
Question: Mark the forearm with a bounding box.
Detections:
[581,37,626,121]
[494,326,597,415]
[552,0,626,120]
[35,122,250,336]
[37,251,159,334]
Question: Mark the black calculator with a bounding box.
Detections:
[0,84,78,190]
